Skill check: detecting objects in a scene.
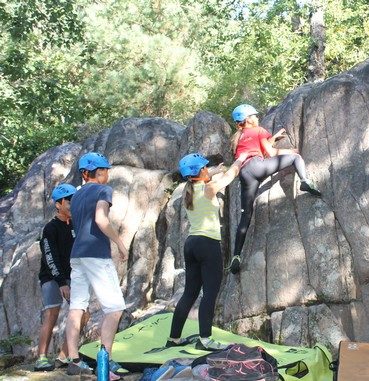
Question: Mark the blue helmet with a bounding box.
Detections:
[231,104,258,122]
[78,152,112,172]
[51,183,77,202]
[178,153,209,178]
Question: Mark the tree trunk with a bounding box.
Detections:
[308,5,325,82]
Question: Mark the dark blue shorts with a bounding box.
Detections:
[40,280,70,310]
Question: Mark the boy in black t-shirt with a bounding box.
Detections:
[34,183,76,371]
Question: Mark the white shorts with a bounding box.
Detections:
[69,258,125,314]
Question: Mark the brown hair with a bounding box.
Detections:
[183,181,194,210]
[81,168,97,181]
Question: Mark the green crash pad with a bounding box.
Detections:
[80,312,333,380]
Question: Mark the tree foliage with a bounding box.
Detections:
[77,0,240,130]
[0,0,87,194]
[205,0,369,120]
[325,0,369,75]
[0,0,368,196]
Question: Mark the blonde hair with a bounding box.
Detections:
[183,181,194,210]
[231,129,242,154]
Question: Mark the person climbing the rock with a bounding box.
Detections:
[166,152,247,351]
[229,104,321,275]
[35,183,77,372]
[65,152,127,380]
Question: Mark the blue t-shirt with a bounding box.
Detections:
[70,182,113,259]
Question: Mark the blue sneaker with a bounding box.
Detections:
[150,366,175,380]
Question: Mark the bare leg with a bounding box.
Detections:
[59,308,89,359]
[66,309,84,359]
[81,309,90,331]
[101,311,122,356]
[38,307,60,356]
[59,340,68,359]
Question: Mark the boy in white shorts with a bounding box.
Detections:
[65,152,128,379]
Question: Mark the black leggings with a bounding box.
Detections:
[233,154,307,258]
[169,235,223,338]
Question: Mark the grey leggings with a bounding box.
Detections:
[233,154,307,257]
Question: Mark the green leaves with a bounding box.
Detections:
[1,0,369,196]
[205,0,369,122]
[2,0,85,46]
[325,0,369,75]
[0,0,85,195]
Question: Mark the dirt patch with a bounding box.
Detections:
[0,363,142,381]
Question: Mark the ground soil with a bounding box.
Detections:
[0,363,142,381]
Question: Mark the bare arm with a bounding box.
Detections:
[208,163,226,177]
[267,128,286,145]
[204,153,248,198]
[261,138,298,157]
[95,200,128,261]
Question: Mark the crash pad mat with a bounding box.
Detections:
[80,312,333,380]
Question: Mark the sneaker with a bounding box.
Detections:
[165,337,191,348]
[195,338,229,351]
[67,360,93,375]
[34,356,54,371]
[109,359,127,375]
[192,364,212,380]
[172,366,193,378]
[109,370,121,380]
[150,366,175,380]
[54,357,69,368]
[165,334,199,348]
[228,256,241,274]
[300,180,321,197]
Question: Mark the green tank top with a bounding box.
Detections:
[186,182,221,241]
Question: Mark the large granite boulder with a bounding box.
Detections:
[1,60,369,358]
[219,59,369,355]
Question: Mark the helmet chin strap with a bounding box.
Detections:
[189,175,210,183]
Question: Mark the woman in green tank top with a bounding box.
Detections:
[166,151,247,351]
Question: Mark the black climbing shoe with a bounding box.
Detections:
[300,180,321,197]
[229,255,241,274]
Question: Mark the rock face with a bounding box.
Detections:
[2,61,369,358]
